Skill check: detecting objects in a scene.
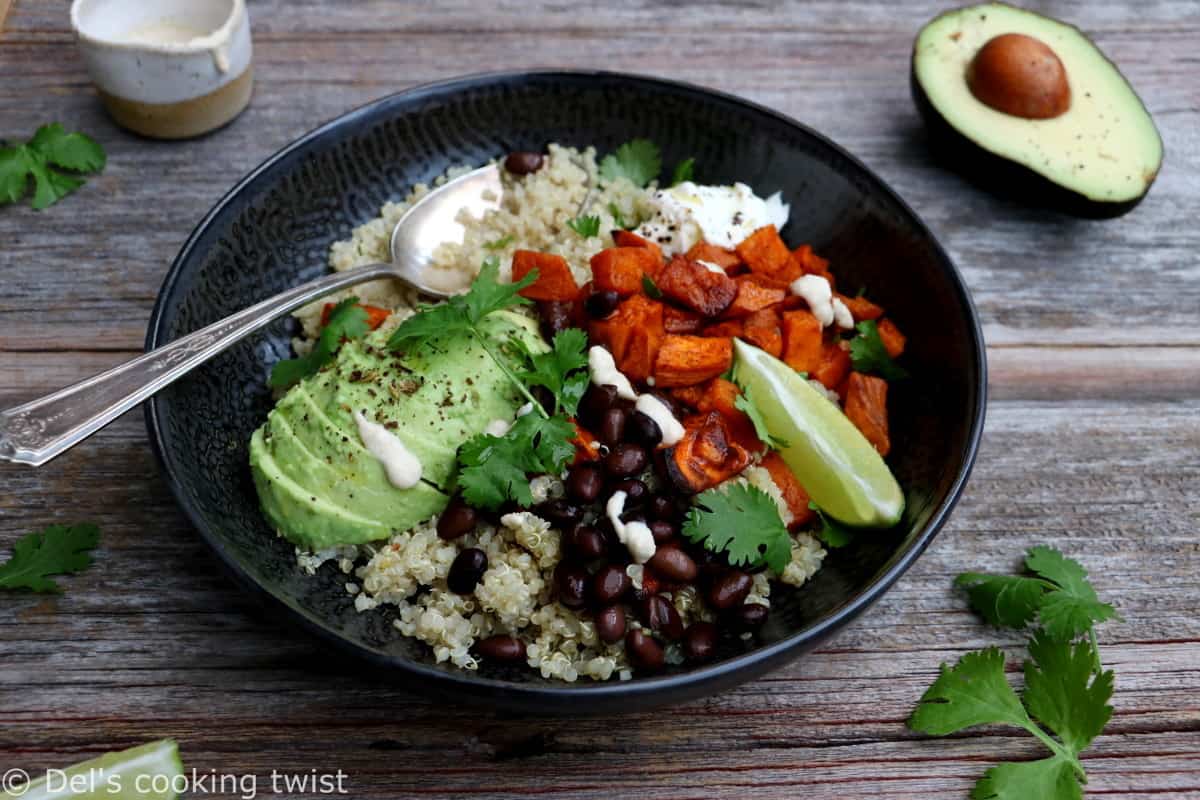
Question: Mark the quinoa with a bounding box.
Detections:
[288,145,831,681]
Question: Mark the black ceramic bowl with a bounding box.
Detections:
[146,70,986,713]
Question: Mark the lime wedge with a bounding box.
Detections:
[732,339,904,527]
[5,739,183,800]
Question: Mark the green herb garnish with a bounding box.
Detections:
[1,123,106,210]
[515,328,590,417]
[270,297,370,388]
[608,202,633,230]
[808,502,854,548]
[670,157,695,186]
[599,139,662,188]
[641,274,663,300]
[733,382,789,449]
[483,234,514,250]
[849,320,908,381]
[683,483,792,573]
[909,547,1117,800]
[567,214,601,238]
[454,413,578,510]
[0,523,100,593]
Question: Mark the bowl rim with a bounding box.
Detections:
[144,68,987,707]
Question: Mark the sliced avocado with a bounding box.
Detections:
[912,3,1162,217]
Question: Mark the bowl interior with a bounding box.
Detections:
[147,71,984,710]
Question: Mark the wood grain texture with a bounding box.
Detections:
[1,1,1198,798]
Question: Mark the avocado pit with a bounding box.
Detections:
[966,32,1070,119]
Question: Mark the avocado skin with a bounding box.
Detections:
[909,6,1161,220]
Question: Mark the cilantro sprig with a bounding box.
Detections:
[599,139,662,187]
[732,382,789,450]
[683,483,792,573]
[909,547,1117,800]
[808,502,853,548]
[454,413,578,510]
[0,523,101,593]
[608,202,634,231]
[483,234,514,250]
[270,297,370,388]
[567,214,601,238]
[849,320,908,381]
[670,157,695,186]
[1,123,106,210]
[515,328,590,417]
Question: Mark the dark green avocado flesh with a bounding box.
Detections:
[250,309,545,550]
[912,3,1162,217]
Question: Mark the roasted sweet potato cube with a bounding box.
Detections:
[590,247,659,296]
[877,318,907,358]
[589,295,665,382]
[662,411,753,493]
[612,229,664,267]
[736,226,795,280]
[655,256,738,317]
[510,250,579,301]
[844,372,891,456]
[742,307,783,357]
[322,302,391,331]
[702,319,744,338]
[685,241,741,271]
[812,341,852,390]
[781,310,823,374]
[724,275,787,318]
[760,451,816,530]
[653,335,733,387]
[791,244,834,285]
[838,293,884,322]
[570,419,602,465]
[663,305,705,334]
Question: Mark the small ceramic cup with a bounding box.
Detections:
[70,0,253,139]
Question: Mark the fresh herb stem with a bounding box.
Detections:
[472,330,548,418]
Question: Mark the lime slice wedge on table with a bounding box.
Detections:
[5,739,183,800]
[732,339,905,528]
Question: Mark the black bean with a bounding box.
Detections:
[605,443,648,478]
[649,495,677,521]
[504,151,544,175]
[579,384,618,428]
[731,602,769,631]
[555,561,590,609]
[648,520,676,544]
[537,300,574,341]
[592,564,631,604]
[447,548,488,595]
[639,594,684,640]
[683,621,718,662]
[475,634,526,661]
[610,478,647,506]
[625,629,665,671]
[437,497,477,540]
[708,570,753,610]
[648,545,697,582]
[538,499,582,528]
[565,464,603,504]
[568,524,608,560]
[595,605,626,644]
[585,289,620,319]
[627,410,662,447]
[598,407,627,447]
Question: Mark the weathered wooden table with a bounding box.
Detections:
[3,1,1197,797]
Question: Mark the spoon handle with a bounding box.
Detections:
[0,262,396,467]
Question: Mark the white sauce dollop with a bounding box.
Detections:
[353,411,423,489]
[484,419,511,437]
[636,182,790,257]
[588,345,638,400]
[635,394,685,446]
[789,274,854,330]
[697,260,726,275]
[606,490,657,564]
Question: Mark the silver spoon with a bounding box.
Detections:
[0,165,509,467]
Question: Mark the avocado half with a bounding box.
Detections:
[912,3,1163,218]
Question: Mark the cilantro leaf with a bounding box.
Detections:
[849,320,909,381]
[599,139,662,188]
[517,328,590,416]
[483,234,514,250]
[1023,634,1114,754]
[455,413,577,510]
[0,124,105,210]
[955,572,1047,630]
[1025,546,1118,641]
[733,383,789,449]
[670,157,695,186]
[909,648,1031,735]
[808,502,854,548]
[683,483,792,573]
[270,297,369,387]
[641,274,663,300]
[607,202,633,230]
[972,757,1081,800]
[567,214,601,238]
[388,257,533,352]
[0,523,101,593]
